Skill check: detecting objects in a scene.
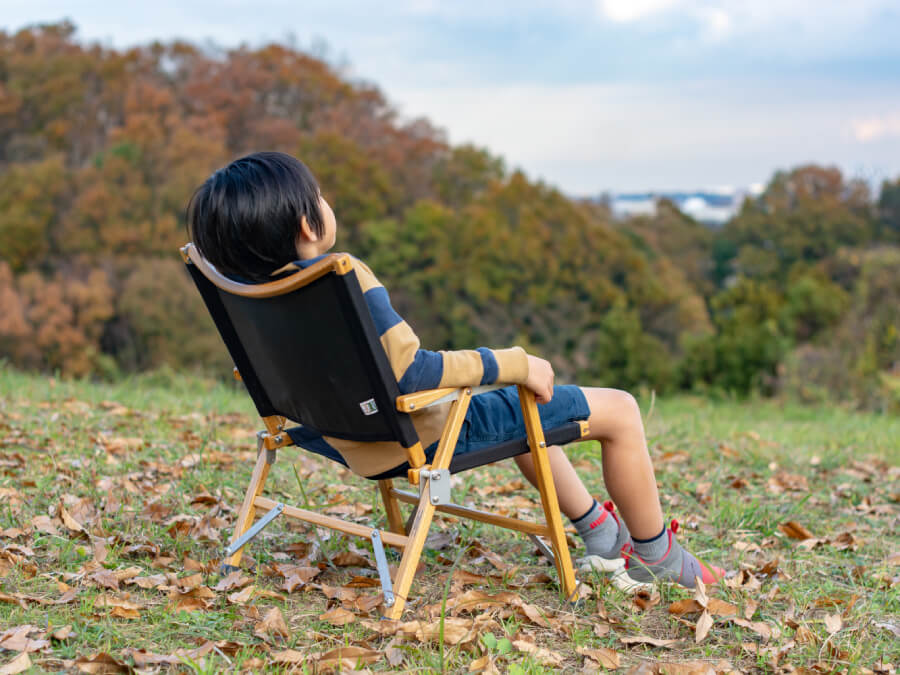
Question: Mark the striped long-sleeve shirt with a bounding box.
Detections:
[285,254,530,476]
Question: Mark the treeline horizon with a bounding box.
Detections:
[1,22,898,411]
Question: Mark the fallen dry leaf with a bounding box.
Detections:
[31,515,60,536]
[695,610,713,643]
[778,521,815,540]
[121,641,216,667]
[632,589,661,612]
[416,618,473,645]
[73,652,132,673]
[331,551,372,567]
[0,625,50,653]
[227,585,255,605]
[166,586,215,613]
[0,652,31,675]
[59,504,86,535]
[728,617,775,641]
[95,594,144,620]
[794,625,818,644]
[270,649,304,664]
[385,642,405,668]
[577,646,620,669]
[657,659,731,674]
[88,568,120,591]
[214,570,252,592]
[254,607,290,640]
[725,569,762,592]
[824,613,843,634]
[873,621,900,638]
[319,606,357,626]
[51,625,74,641]
[620,635,679,648]
[316,646,382,670]
[512,639,564,667]
[319,583,358,602]
[127,575,166,590]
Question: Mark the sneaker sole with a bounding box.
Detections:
[610,569,655,593]
[610,564,727,593]
[577,555,626,574]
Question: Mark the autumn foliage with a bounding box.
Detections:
[0,23,898,409]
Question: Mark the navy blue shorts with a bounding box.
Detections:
[289,385,590,476]
[427,384,590,460]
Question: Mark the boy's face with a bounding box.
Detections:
[296,195,337,258]
[319,196,337,251]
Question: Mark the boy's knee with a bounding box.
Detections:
[584,388,643,441]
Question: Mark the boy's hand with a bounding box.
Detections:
[524,355,554,404]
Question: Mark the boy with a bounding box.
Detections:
[187,151,723,590]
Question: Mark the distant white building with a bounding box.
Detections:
[607,185,764,225]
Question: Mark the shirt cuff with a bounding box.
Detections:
[494,346,529,384]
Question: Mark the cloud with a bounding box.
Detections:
[852,114,900,142]
[394,79,900,192]
[699,7,731,41]
[597,0,680,23]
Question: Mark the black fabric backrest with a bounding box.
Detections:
[185,252,419,447]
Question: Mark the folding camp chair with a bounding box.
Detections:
[181,244,589,619]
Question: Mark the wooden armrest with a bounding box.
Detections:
[396,384,506,413]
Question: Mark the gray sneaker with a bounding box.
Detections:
[577,501,631,573]
[611,520,724,592]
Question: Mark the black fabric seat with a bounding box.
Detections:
[286,420,583,479]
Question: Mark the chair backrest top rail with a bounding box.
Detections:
[180,243,352,298]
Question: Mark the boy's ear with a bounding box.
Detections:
[298,214,319,242]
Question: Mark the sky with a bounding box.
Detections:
[3,0,900,195]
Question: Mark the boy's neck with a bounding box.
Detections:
[295,241,331,260]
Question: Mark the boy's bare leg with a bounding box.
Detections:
[514,387,663,540]
[516,387,724,588]
[513,445,593,519]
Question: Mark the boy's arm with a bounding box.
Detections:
[351,258,529,394]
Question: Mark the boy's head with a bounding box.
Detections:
[187,151,336,282]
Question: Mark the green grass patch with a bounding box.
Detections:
[0,370,897,672]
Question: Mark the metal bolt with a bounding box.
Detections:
[539,441,546,448]
[409,403,416,410]
[274,434,283,443]
[431,473,440,481]
[431,496,439,504]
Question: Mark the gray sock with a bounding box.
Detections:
[572,500,621,559]
[631,524,669,562]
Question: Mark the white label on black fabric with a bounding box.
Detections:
[359,398,379,416]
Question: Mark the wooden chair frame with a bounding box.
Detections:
[181,245,583,619]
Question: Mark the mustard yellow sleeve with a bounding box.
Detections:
[350,256,530,393]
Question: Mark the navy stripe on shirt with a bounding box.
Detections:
[397,349,443,394]
[477,347,498,385]
[364,286,404,335]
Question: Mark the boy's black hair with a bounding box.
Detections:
[187,151,324,282]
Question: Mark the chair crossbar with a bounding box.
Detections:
[390,488,551,537]
[254,496,409,549]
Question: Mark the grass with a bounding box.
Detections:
[0,369,897,673]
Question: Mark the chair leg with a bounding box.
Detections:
[383,496,436,619]
[517,386,578,601]
[378,479,406,535]
[222,445,273,570]
[385,388,473,619]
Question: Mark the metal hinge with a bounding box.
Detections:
[418,468,451,505]
[224,502,284,558]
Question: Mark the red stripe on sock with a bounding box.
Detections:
[588,511,608,530]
